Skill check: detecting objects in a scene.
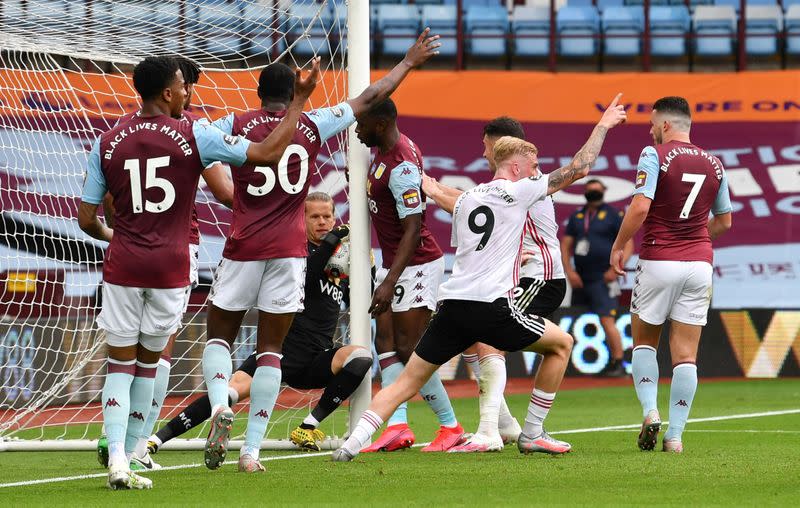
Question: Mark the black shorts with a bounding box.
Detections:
[415,298,546,365]
[235,347,340,390]
[514,277,566,319]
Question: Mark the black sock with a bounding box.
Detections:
[310,356,372,424]
[155,393,232,445]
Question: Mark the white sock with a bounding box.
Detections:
[497,397,516,430]
[303,414,321,429]
[522,389,555,438]
[475,354,505,439]
[343,410,383,454]
[149,435,163,448]
[632,345,659,417]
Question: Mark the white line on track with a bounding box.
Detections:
[2,407,798,489]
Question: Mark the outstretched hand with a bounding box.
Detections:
[598,93,627,129]
[403,28,442,68]
[294,57,321,102]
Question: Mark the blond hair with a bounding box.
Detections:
[492,136,538,167]
[306,191,335,213]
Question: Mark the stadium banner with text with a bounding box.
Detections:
[0,70,798,309]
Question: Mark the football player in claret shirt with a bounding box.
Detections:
[355,98,465,452]
[610,96,732,454]
[97,57,234,472]
[146,192,371,454]
[78,55,318,490]
[333,96,627,462]
[200,30,442,473]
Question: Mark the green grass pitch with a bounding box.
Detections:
[1,379,798,506]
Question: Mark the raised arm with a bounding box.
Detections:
[202,163,234,209]
[245,58,320,166]
[347,29,441,117]
[546,93,627,195]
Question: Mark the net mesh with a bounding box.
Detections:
[0,0,354,447]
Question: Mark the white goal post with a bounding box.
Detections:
[0,0,371,452]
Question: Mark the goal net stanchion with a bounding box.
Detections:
[0,0,369,452]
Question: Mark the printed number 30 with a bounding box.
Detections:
[468,205,495,251]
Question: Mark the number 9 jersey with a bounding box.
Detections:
[438,176,549,303]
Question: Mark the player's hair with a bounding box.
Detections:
[258,63,295,102]
[177,57,201,85]
[585,178,606,189]
[492,136,538,167]
[306,191,335,213]
[483,116,525,140]
[365,98,397,121]
[132,56,180,101]
[653,96,691,131]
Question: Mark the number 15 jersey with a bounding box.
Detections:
[438,176,549,303]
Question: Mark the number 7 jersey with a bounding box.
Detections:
[633,141,732,264]
[438,176,549,303]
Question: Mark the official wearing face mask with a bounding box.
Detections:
[560,179,634,377]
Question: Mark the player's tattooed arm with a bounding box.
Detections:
[547,93,626,195]
[422,173,462,214]
[78,201,113,243]
[348,29,441,116]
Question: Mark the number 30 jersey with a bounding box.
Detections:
[213,103,355,261]
[81,115,251,289]
[633,141,732,264]
[438,176,549,303]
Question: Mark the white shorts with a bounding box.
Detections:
[631,259,713,326]
[375,257,445,312]
[189,243,200,289]
[210,257,306,313]
[97,282,189,340]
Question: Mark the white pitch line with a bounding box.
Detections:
[597,429,800,434]
[2,408,798,489]
[549,408,800,435]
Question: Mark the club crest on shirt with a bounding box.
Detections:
[598,210,607,220]
[635,169,647,189]
[402,189,420,208]
[374,163,386,179]
[223,135,240,146]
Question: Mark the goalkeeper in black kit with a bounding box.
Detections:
[148,192,372,453]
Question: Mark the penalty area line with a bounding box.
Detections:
[2,408,797,489]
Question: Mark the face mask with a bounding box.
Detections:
[584,190,604,202]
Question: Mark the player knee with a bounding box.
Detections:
[139,333,170,354]
[394,342,415,363]
[341,348,372,378]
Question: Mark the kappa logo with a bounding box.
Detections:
[675,399,689,407]
[213,372,227,380]
[414,283,424,291]
[105,398,120,408]
[639,377,653,384]
[401,167,413,176]
[415,271,424,278]
[151,399,159,407]
[413,296,424,303]
[130,411,145,421]
[255,409,269,418]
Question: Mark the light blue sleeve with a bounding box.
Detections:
[306,102,356,143]
[388,161,423,219]
[712,170,733,215]
[192,121,251,168]
[81,139,106,205]
[631,146,660,199]
[211,113,234,135]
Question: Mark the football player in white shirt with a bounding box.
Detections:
[333,95,627,461]
[423,116,568,452]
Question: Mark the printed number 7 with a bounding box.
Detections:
[680,173,706,219]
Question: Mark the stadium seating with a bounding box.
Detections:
[443,0,501,7]
[512,6,551,57]
[194,0,243,56]
[693,5,737,56]
[242,1,284,56]
[377,5,422,56]
[786,5,800,54]
[744,5,784,56]
[92,1,182,56]
[649,6,690,57]
[556,5,600,57]
[715,0,779,13]
[465,5,509,57]
[287,3,334,58]
[625,0,669,6]
[421,5,459,56]
[601,6,643,57]
[596,0,625,12]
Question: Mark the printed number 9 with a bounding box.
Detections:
[394,285,404,304]
[468,206,495,251]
